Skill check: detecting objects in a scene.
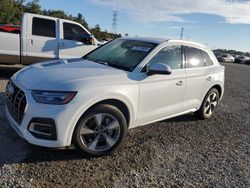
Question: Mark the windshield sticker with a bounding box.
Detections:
[131,46,151,52]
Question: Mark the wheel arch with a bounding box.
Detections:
[211,84,223,100]
[197,84,223,111]
[84,99,131,127]
[67,96,135,146]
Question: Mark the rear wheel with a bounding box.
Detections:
[196,88,219,119]
[74,104,127,156]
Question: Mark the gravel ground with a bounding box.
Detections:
[0,63,249,187]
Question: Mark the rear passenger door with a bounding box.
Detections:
[25,16,59,64]
[59,21,96,59]
[182,46,214,110]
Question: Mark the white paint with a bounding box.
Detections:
[6,38,225,148]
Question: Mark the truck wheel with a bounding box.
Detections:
[196,88,219,119]
[74,104,127,156]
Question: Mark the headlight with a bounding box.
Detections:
[32,91,77,104]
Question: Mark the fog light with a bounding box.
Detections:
[28,118,57,140]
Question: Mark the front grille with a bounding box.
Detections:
[5,81,27,125]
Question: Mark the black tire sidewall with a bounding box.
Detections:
[74,104,128,156]
[199,88,219,119]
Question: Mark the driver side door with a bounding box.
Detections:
[59,21,96,59]
[138,45,186,125]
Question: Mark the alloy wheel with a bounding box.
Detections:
[204,92,218,116]
[79,113,121,152]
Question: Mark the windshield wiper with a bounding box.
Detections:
[107,61,131,71]
[96,60,109,66]
[82,57,106,64]
[90,59,130,71]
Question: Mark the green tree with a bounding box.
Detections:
[213,49,250,57]
[0,0,17,24]
[90,24,101,39]
[13,0,24,24]
[42,9,68,19]
[73,13,89,29]
[24,0,41,14]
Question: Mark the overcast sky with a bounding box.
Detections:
[37,0,250,52]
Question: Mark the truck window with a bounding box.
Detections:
[63,23,89,42]
[32,17,56,38]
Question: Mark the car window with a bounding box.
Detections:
[202,51,213,66]
[84,39,157,71]
[184,46,205,68]
[63,23,89,42]
[32,17,56,38]
[147,45,182,70]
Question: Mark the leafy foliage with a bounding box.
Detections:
[0,0,122,40]
[90,24,121,41]
[0,0,24,25]
[24,0,41,14]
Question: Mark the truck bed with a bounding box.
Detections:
[0,31,20,64]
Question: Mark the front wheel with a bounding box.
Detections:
[74,104,128,156]
[196,88,219,119]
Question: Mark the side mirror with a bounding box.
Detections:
[82,35,95,45]
[147,63,172,76]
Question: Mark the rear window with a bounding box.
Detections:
[32,17,56,38]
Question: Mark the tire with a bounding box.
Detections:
[195,88,219,119]
[74,104,128,156]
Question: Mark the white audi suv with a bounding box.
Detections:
[5,37,225,156]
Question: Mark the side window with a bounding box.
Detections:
[32,17,56,38]
[147,45,182,70]
[63,23,89,42]
[202,51,213,66]
[184,46,205,68]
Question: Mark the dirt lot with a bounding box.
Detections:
[0,63,249,187]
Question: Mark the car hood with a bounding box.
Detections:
[13,59,131,91]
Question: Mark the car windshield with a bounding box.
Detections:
[83,39,157,71]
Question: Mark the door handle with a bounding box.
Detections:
[30,39,34,45]
[76,42,84,45]
[176,80,183,86]
[207,76,212,81]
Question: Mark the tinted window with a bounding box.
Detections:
[63,23,89,41]
[202,51,213,66]
[184,46,205,68]
[147,45,182,70]
[32,17,56,38]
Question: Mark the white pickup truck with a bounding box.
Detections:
[0,13,99,65]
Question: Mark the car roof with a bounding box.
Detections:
[168,39,207,49]
[122,37,168,44]
[122,37,207,49]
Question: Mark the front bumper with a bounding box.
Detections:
[6,105,63,147]
[5,80,81,148]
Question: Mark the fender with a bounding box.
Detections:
[64,92,137,146]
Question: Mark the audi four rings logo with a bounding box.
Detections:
[6,83,14,95]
